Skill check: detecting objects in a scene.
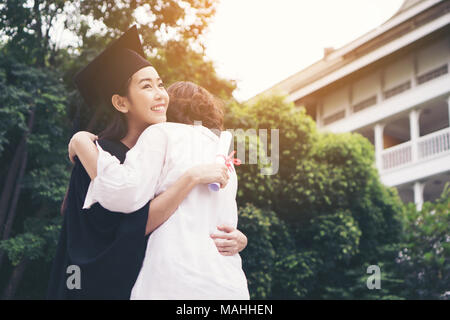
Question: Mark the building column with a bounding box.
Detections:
[413,181,425,211]
[378,69,385,103]
[347,85,353,117]
[316,103,320,128]
[411,53,418,88]
[447,96,450,128]
[409,109,421,162]
[374,123,385,171]
[316,102,323,128]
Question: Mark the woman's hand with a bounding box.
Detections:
[68,131,98,164]
[186,163,230,189]
[147,164,230,235]
[210,225,248,256]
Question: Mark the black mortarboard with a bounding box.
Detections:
[72,25,151,131]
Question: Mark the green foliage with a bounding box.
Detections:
[230,93,448,300]
[309,210,362,265]
[0,53,33,154]
[229,94,408,299]
[0,0,70,66]
[397,184,450,299]
[225,95,317,212]
[0,44,71,298]
[76,0,217,44]
[0,216,62,266]
[0,49,68,148]
[238,203,293,299]
[0,49,70,202]
[0,233,45,266]
[272,251,322,299]
[26,164,71,204]
[0,53,69,304]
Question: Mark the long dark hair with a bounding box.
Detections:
[90,77,132,141]
[60,78,132,215]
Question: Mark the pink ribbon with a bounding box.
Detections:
[219,151,241,172]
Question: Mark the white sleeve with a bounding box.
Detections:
[82,126,167,213]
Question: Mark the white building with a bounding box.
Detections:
[254,0,450,210]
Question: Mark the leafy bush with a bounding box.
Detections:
[397,184,450,299]
[230,94,407,299]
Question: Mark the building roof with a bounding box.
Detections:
[392,0,428,18]
[249,0,445,104]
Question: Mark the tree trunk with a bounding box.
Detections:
[0,147,28,270]
[0,107,35,271]
[0,104,36,235]
[0,138,26,235]
[2,258,29,300]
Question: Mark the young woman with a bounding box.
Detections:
[69,81,250,299]
[47,26,247,300]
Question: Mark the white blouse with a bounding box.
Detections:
[83,122,249,300]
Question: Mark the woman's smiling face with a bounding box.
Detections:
[123,66,169,127]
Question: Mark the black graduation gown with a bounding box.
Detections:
[47,139,150,300]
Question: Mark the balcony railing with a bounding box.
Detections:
[383,80,411,99]
[319,62,450,128]
[418,126,450,159]
[416,64,448,85]
[323,110,345,125]
[382,141,412,170]
[381,127,450,171]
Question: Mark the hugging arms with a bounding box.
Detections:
[69,130,247,255]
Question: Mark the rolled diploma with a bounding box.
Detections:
[208,131,233,191]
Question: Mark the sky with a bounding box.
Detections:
[203,0,405,101]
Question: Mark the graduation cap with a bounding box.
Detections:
[72,25,151,131]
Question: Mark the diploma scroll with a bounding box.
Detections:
[208,131,233,192]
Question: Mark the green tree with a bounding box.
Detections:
[0,0,235,299]
[0,50,69,299]
[397,184,450,299]
[237,203,294,299]
[229,94,406,299]
[0,0,71,66]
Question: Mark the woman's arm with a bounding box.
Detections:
[70,131,245,252]
[70,129,231,218]
[69,132,230,235]
[146,163,230,235]
[69,131,99,180]
[80,126,168,213]
[146,172,196,235]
